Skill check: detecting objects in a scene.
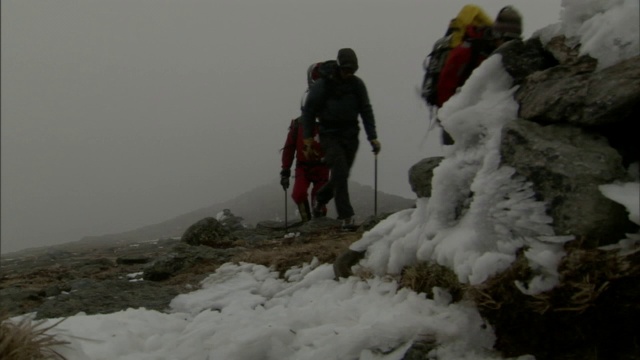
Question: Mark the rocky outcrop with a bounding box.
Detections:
[506,40,639,247]
[494,37,560,85]
[500,120,634,245]
[516,55,640,128]
[181,217,236,248]
[411,37,639,248]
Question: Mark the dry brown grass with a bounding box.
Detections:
[0,313,68,360]
[162,230,362,287]
[397,242,640,358]
[466,248,534,311]
[233,231,361,276]
[469,242,640,358]
[400,262,465,302]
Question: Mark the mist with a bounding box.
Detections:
[1,0,561,253]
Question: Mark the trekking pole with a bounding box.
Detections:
[374,154,378,217]
[284,187,288,231]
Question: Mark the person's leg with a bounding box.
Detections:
[332,137,358,220]
[298,199,311,222]
[292,167,312,222]
[315,135,339,208]
[310,165,330,216]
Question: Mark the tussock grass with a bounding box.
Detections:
[475,242,640,358]
[398,242,640,358]
[0,313,68,360]
[400,262,465,302]
[468,242,640,316]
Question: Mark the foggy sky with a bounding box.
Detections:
[1,0,561,253]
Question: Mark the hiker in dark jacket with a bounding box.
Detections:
[280,63,330,222]
[436,6,523,144]
[301,48,381,231]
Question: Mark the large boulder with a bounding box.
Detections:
[516,55,640,127]
[500,120,636,246]
[181,217,235,248]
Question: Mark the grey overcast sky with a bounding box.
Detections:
[1,0,561,253]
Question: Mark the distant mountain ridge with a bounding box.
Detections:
[77,180,415,246]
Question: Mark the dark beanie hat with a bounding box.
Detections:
[493,6,523,40]
[337,48,359,72]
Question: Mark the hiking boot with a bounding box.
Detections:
[297,201,311,223]
[341,217,358,232]
[312,203,326,218]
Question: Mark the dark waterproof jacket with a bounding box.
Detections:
[301,75,378,141]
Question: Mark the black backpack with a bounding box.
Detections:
[318,60,338,81]
[420,34,453,107]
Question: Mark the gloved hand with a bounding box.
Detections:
[370,139,381,155]
[280,169,290,190]
[302,138,314,159]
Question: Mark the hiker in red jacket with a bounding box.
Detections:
[436,6,523,144]
[280,63,330,222]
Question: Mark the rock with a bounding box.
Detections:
[543,35,595,67]
[181,217,235,248]
[143,243,238,281]
[494,37,559,85]
[582,56,640,126]
[516,55,640,127]
[216,209,247,231]
[500,120,637,246]
[333,249,365,279]
[402,337,438,360]
[0,287,44,315]
[143,255,187,281]
[34,279,179,319]
[516,67,591,124]
[116,256,152,265]
[409,157,444,198]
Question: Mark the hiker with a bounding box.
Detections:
[420,4,494,109]
[301,48,381,231]
[435,5,523,144]
[280,62,330,222]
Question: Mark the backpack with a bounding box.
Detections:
[301,60,339,109]
[420,4,493,107]
[317,60,338,81]
[421,34,453,107]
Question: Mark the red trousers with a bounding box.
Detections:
[292,164,329,209]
